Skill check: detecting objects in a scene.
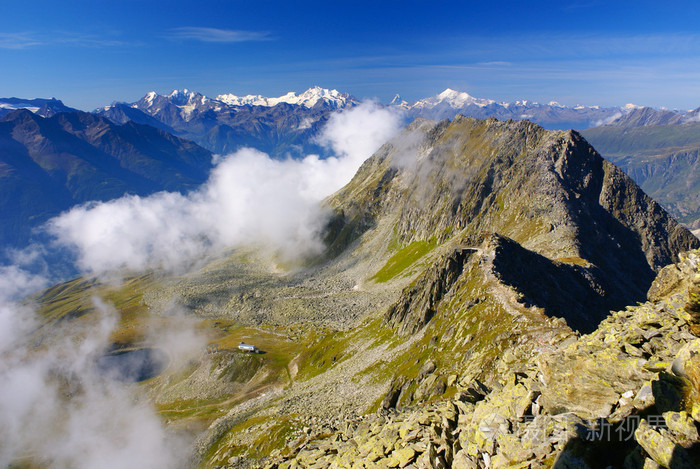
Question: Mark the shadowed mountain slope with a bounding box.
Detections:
[0,109,213,249]
[581,122,700,228]
[0,97,77,118]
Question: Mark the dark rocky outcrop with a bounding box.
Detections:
[385,248,475,335]
[488,234,617,333]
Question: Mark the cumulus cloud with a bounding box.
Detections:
[47,101,403,275]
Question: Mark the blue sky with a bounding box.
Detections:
[2,0,700,110]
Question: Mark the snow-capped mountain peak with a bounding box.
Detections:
[413,88,495,109]
[216,87,355,109]
[166,89,208,106]
[390,94,409,109]
[145,91,157,107]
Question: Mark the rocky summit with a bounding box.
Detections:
[327,116,698,331]
[24,116,700,469]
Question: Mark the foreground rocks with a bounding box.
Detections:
[241,251,700,469]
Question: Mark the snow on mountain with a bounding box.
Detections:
[97,85,700,138]
[389,94,410,109]
[217,86,356,109]
[216,93,268,107]
[411,88,495,109]
[401,88,659,129]
[144,91,157,107]
[114,86,357,125]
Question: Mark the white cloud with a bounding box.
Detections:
[0,32,42,49]
[167,27,272,43]
[592,111,622,127]
[0,292,194,469]
[47,101,403,275]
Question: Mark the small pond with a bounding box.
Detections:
[96,348,169,382]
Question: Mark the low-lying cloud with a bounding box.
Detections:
[48,101,403,275]
[0,295,196,469]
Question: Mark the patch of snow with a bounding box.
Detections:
[145,91,157,107]
[0,103,39,113]
[180,102,197,121]
[169,89,189,98]
[4,104,39,113]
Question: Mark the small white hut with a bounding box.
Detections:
[238,342,260,353]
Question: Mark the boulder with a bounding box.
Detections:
[662,411,700,443]
[634,419,696,468]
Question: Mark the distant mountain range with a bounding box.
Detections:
[216,86,354,109]
[598,105,700,127]
[0,109,212,251]
[2,86,700,253]
[7,87,700,136]
[94,87,684,143]
[395,89,634,129]
[94,87,359,157]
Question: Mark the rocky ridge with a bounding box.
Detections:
[256,250,700,469]
[146,116,700,467]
